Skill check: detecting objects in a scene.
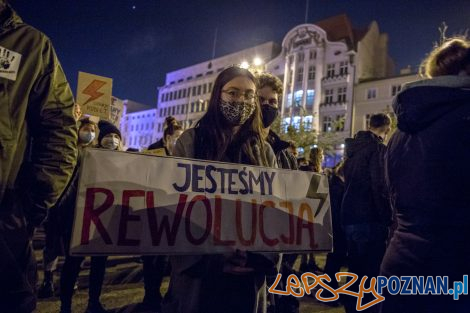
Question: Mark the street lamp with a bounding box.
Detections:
[240,61,250,69]
[253,57,263,66]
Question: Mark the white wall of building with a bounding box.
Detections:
[154,42,281,139]
[120,107,157,150]
[352,73,421,135]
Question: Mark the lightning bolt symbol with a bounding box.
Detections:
[82,79,106,105]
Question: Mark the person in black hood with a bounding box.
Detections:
[379,37,470,313]
[341,113,391,313]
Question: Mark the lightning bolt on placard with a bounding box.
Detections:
[76,71,113,119]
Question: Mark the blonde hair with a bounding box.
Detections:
[420,37,470,78]
[308,147,324,173]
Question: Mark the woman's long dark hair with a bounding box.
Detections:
[194,66,269,166]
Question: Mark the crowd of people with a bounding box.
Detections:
[1,1,469,313]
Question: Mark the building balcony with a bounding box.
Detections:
[319,101,348,112]
[321,73,349,84]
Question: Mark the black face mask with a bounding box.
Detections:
[261,105,279,128]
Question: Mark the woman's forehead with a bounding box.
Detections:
[223,76,255,90]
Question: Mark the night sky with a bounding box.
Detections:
[10,0,470,106]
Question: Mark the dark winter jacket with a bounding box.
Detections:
[341,131,391,226]
[266,130,298,170]
[381,76,470,282]
[0,5,77,313]
[0,5,77,227]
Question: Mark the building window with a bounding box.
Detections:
[286,93,292,108]
[196,73,203,78]
[327,64,335,77]
[172,106,176,115]
[157,124,161,132]
[173,91,177,99]
[181,104,186,114]
[178,89,182,99]
[367,88,377,100]
[197,85,202,95]
[160,93,165,102]
[169,93,173,101]
[308,65,315,80]
[325,89,334,103]
[146,123,149,130]
[191,102,195,113]
[306,90,315,107]
[297,67,303,83]
[309,50,316,60]
[304,116,313,130]
[182,89,186,98]
[391,84,402,96]
[152,122,155,129]
[323,116,333,132]
[337,87,347,102]
[176,105,180,115]
[294,90,303,107]
[339,61,348,75]
[192,86,197,96]
[203,84,207,94]
[298,52,304,62]
[206,71,213,75]
[335,115,345,131]
[187,76,193,81]
[178,79,183,83]
[131,125,134,131]
[209,82,213,93]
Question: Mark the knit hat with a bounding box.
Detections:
[98,120,121,143]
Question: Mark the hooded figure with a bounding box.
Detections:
[379,37,470,313]
[380,75,470,312]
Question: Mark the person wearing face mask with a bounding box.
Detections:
[340,113,392,313]
[162,66,278,313]
[97,120,122,151]
[37,118,96,299]
[58,120,123,313]
[255,73,299,313]
[137,116,182,312]
[148,116,183,155]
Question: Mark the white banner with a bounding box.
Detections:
[70,149,332,255]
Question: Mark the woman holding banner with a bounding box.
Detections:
[60,120,123,313]
[162,66,278,313]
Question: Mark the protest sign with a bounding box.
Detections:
[76,72,112,119]
[109,96,124,127]
[70,149,332,255]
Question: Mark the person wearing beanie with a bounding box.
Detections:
[98,120,122,150]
